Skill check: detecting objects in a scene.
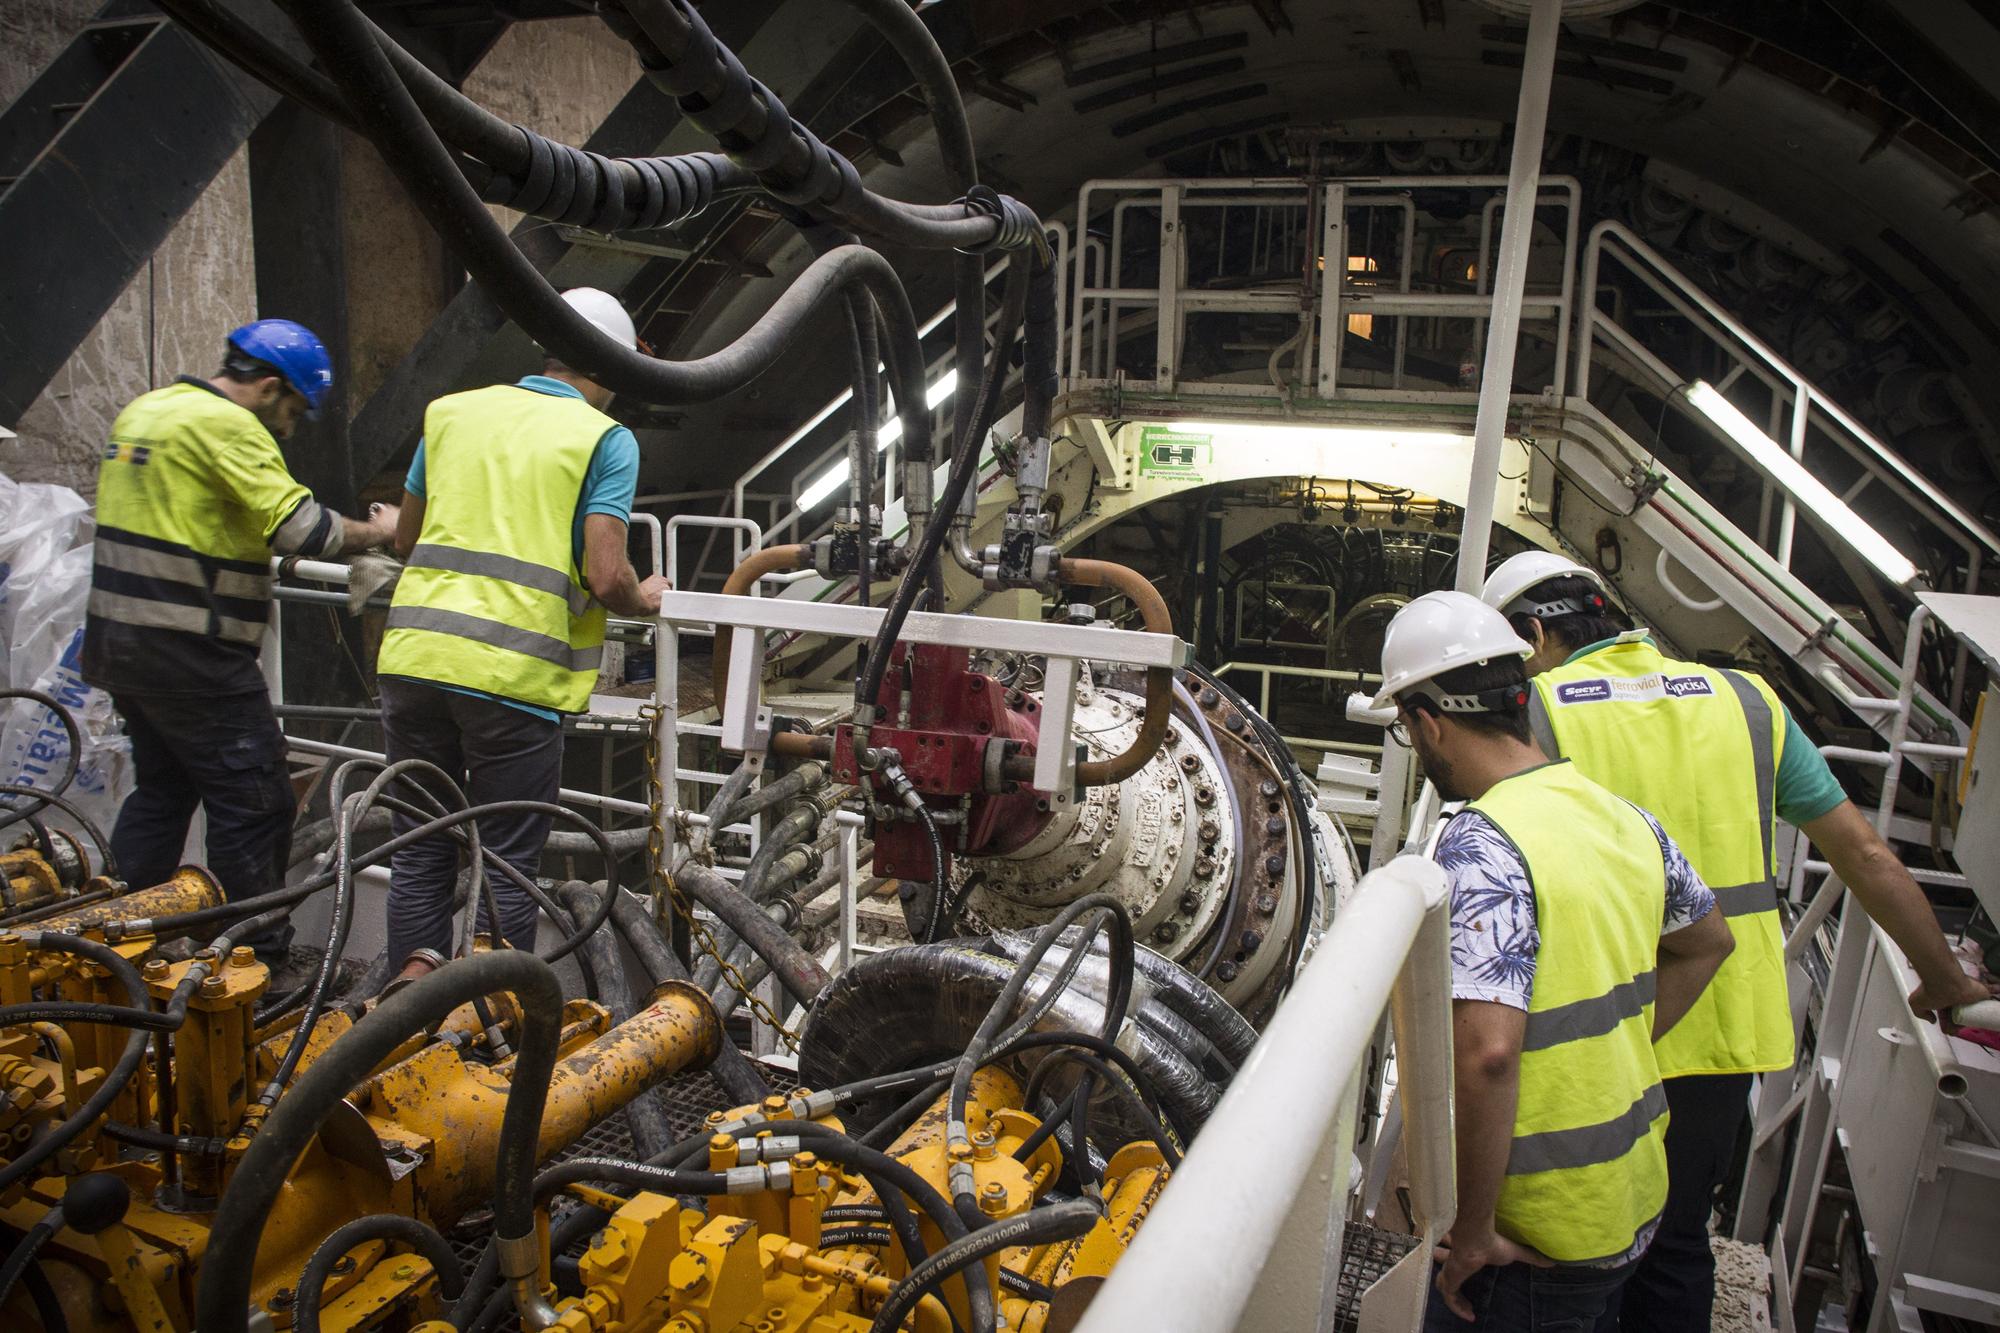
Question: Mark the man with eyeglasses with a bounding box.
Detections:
[83,319,398,958]
[1377,592,1735,1332]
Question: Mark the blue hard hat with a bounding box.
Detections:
[226,319,334,414]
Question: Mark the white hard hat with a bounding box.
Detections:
[1480,550,1605,620]
[560,287,638,351]
[1372,590,1531,709]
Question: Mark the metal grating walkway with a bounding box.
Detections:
[1332,1223,1422,1332]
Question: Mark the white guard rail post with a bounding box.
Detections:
[1076,855,1452,1333]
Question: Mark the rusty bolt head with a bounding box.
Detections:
[1195,855,1217,877]
[1264,854,1285,878]
[1180,891,1201,912]
[1178,754,1200,774]
[1163,726,1179,745]
[668,1251,709,1295]
[1216,961,1240,983]
[228,946,255,968]
[1224,714,1245,732]
[1265,816,1285,836]
[142,959,170,980]
[1241,929,1264,951]
[199,974,227,997]
[1198,820,1220,843]
[1256,894,1278,914]
[1259,780,1280,798]
[1194,786,1215,807]
[1153,923,1177,943]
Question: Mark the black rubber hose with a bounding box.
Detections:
[0,936,200,1192]
[557,881,675,1159]
[714,762,828,828]
[280,0,937,428]
[854,250,1036,710]
[847,294,877,607]
[532,1157,731,1203]
[673,860,829,1007]
[603,886,771,1106]
[907,803,949,943]
[0,1204,61,1315]
[1129,943,1259,1069]
[196,952,564,1333]
[295,1215,465,1333]
[869,1200,1100,1333]
[1022,1048,1182,1170]
[0,785,114,877]
[0,689,81,830]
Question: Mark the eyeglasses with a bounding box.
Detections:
[1388,713,1411,748]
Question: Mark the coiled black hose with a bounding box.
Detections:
[0,689,81,833]
[869,1199,1101,1333]
[295,1214,465,1333]
[197,952,564,1332]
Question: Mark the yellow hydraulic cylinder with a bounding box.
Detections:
[149,948,268,1199]
[372,981,721,1224]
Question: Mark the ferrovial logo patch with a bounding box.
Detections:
[1554,673,1715,705]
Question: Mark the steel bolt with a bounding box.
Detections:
[142,959,169,980]
[1195,855,1217,877]
[228,946,255,968]
[1264,854,1285,878]
[1180,891,1201,912]
[980,1181,1009,1216]
[1265,816,1285,836]
[1241,929,1264,951]
[1153,923,1177,943]
[1194,786,1215,807]
[1200,689,1220,707]
[391,1264,415,1281]
[1259,780,1280,798]
[332,1256,356,1276]
[1179,754,1201,774]
[200,974,226,998]
[1225,714,1246,732]
[1256,894,1278,914]
[1216,961,1240,983]
[1198,820,1220,843]
[270,1289,294,1310]
[1164,726,1180,745]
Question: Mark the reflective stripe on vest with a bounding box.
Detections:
[376,384,612,714]
[88,382,305,651]
[1529,642,1793,1076]
[1463,762,1671,1264]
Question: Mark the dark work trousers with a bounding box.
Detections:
[380,676,561,964]
[1424,1254,1641,1333]
[109,689,295,956]
[1597,1072,1754,1333]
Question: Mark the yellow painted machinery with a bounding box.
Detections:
[0,842,1207,1333]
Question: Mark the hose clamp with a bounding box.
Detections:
[496,1231,542,1281]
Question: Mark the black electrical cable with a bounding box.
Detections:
[279,0,939,430]
[0,689,81,831]
[868,1200,1100,1333]
[295,1214,465,1333]
[197,952,564,1333]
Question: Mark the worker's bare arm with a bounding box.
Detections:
[1433,1000,1549,1319]
[1653,904,1733,1037]
[583,513,669,617]
[1801,801,1987,1014]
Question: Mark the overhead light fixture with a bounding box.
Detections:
[797,371,959,512]
[1681,380,1918,586]
[1166,420,1470,452]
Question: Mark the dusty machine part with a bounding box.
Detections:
[1,831,91,916]
[957,675,1345,1021]
[29,867,225,937]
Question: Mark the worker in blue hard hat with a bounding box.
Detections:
[82,318,399,959]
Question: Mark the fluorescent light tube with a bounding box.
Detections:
[797,371,960,511]
[1682,381,1918,586]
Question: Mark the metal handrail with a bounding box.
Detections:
[1576,218,2000,570]
[1075,854,1453,1332]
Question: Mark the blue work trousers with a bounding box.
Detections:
[1423,1254,1641,1333]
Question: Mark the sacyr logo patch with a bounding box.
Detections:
[1554,679,1612,704]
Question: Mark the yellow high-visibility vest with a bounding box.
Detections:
[1463,761,1672,1263]
[1528,636,1791,1076]
[85,380,332,691]
[377,384,612,713]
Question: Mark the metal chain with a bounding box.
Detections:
[639,703,802,1050]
